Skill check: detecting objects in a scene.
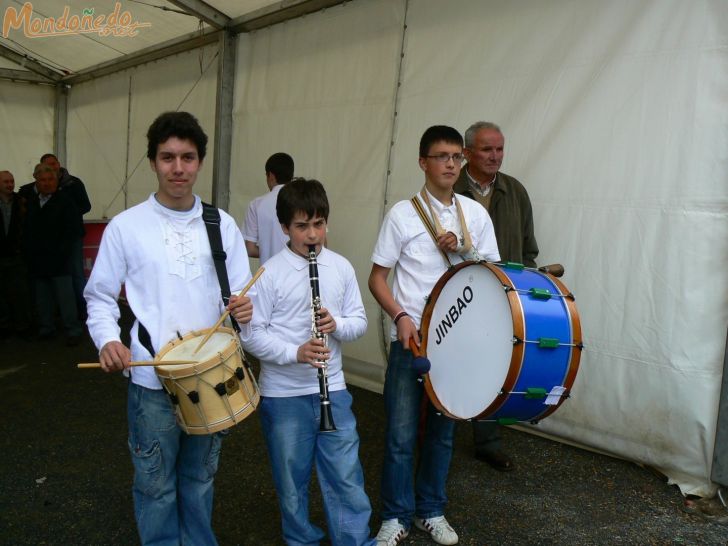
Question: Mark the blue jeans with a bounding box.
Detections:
[380,341,455,527]
[259,390,375,546]
[127,382,225,546]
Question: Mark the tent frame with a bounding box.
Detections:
[0,0,349,206]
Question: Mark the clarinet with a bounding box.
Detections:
[308,244,336,432]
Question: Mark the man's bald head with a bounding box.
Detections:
[0,170,15,199]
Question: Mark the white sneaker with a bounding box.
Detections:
[376,518,409,545]
[414,515,459,545]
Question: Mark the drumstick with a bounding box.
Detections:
[538,263,565,278]
[408,339,431,375]
[192,266,265,355]
[78,360,196,369]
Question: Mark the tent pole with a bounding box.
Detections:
[53,83,69,165]
[377,0,410,363]
[211,30,237,210]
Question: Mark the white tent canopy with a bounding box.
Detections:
[1,0,727,497]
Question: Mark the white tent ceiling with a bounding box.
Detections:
[0,0,344,81]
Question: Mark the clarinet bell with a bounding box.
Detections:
[319,401,337,432]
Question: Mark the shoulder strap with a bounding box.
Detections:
[410,196,452,268]
[201,202,240,332]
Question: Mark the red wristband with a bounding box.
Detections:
[393,311,409,325]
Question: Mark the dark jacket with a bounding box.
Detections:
[0,193,27,258]
[454,167,539,267]
[23,191,78,278]
[20,168,90,238]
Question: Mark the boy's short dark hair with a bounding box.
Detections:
[276,178,329,227]
[265,153,294,184]
[146,111,208,160]
[40,153,57,163]
[419,125,463,158]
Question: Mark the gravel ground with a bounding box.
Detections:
[1,330,726,545]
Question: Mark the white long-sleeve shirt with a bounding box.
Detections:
[84,194,253,389]
[241,246,367,397]
[371,190,500,339]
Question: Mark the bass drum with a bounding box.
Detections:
[420,261,582,423]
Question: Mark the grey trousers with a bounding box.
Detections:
[34,276,82,337]
[471,420,502,454]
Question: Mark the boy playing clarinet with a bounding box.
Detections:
[242,178,375,546]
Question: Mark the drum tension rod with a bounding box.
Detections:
[503,286,575,301]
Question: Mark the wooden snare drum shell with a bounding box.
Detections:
[155,328,260,434]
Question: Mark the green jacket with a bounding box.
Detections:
[454,167,539,267]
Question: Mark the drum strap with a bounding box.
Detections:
[137,322,156,358]
[410,193,453,267]
[418,189,473,255]
[201,202,241,333]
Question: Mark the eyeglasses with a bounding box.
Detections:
[425,153,465,164]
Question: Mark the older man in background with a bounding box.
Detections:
[23,164,83,345]
[454,121,539,471]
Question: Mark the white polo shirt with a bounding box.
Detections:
[242,184,289,264]
[371,189,500,339]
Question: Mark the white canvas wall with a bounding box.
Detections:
[67,45,219,219]
[230,0,407,391]
[388,0,728,496]
[0,79,54,181]
[229,0,728,494]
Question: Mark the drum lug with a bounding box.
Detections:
[214,383,227,396]
[187,391,200,404]
[235,367,246,380]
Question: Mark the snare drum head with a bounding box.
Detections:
[423,262,513,419]
[157,330,236,376]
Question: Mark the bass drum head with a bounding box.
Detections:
[424,262,513,419]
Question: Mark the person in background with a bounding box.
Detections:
[454,121,539,471]
[20,153,91,316]
[242,152,294,264]
[23,164,83,345]
[0,170,32,339]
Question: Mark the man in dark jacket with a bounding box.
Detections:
[20,154,91,315]
[24,164,83,345]
[454,121,540,471]
[0,170,32,338]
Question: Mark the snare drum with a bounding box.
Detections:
[420,261,582,423]
[155,327,260,434]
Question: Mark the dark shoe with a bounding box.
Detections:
[475,449,515,471]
